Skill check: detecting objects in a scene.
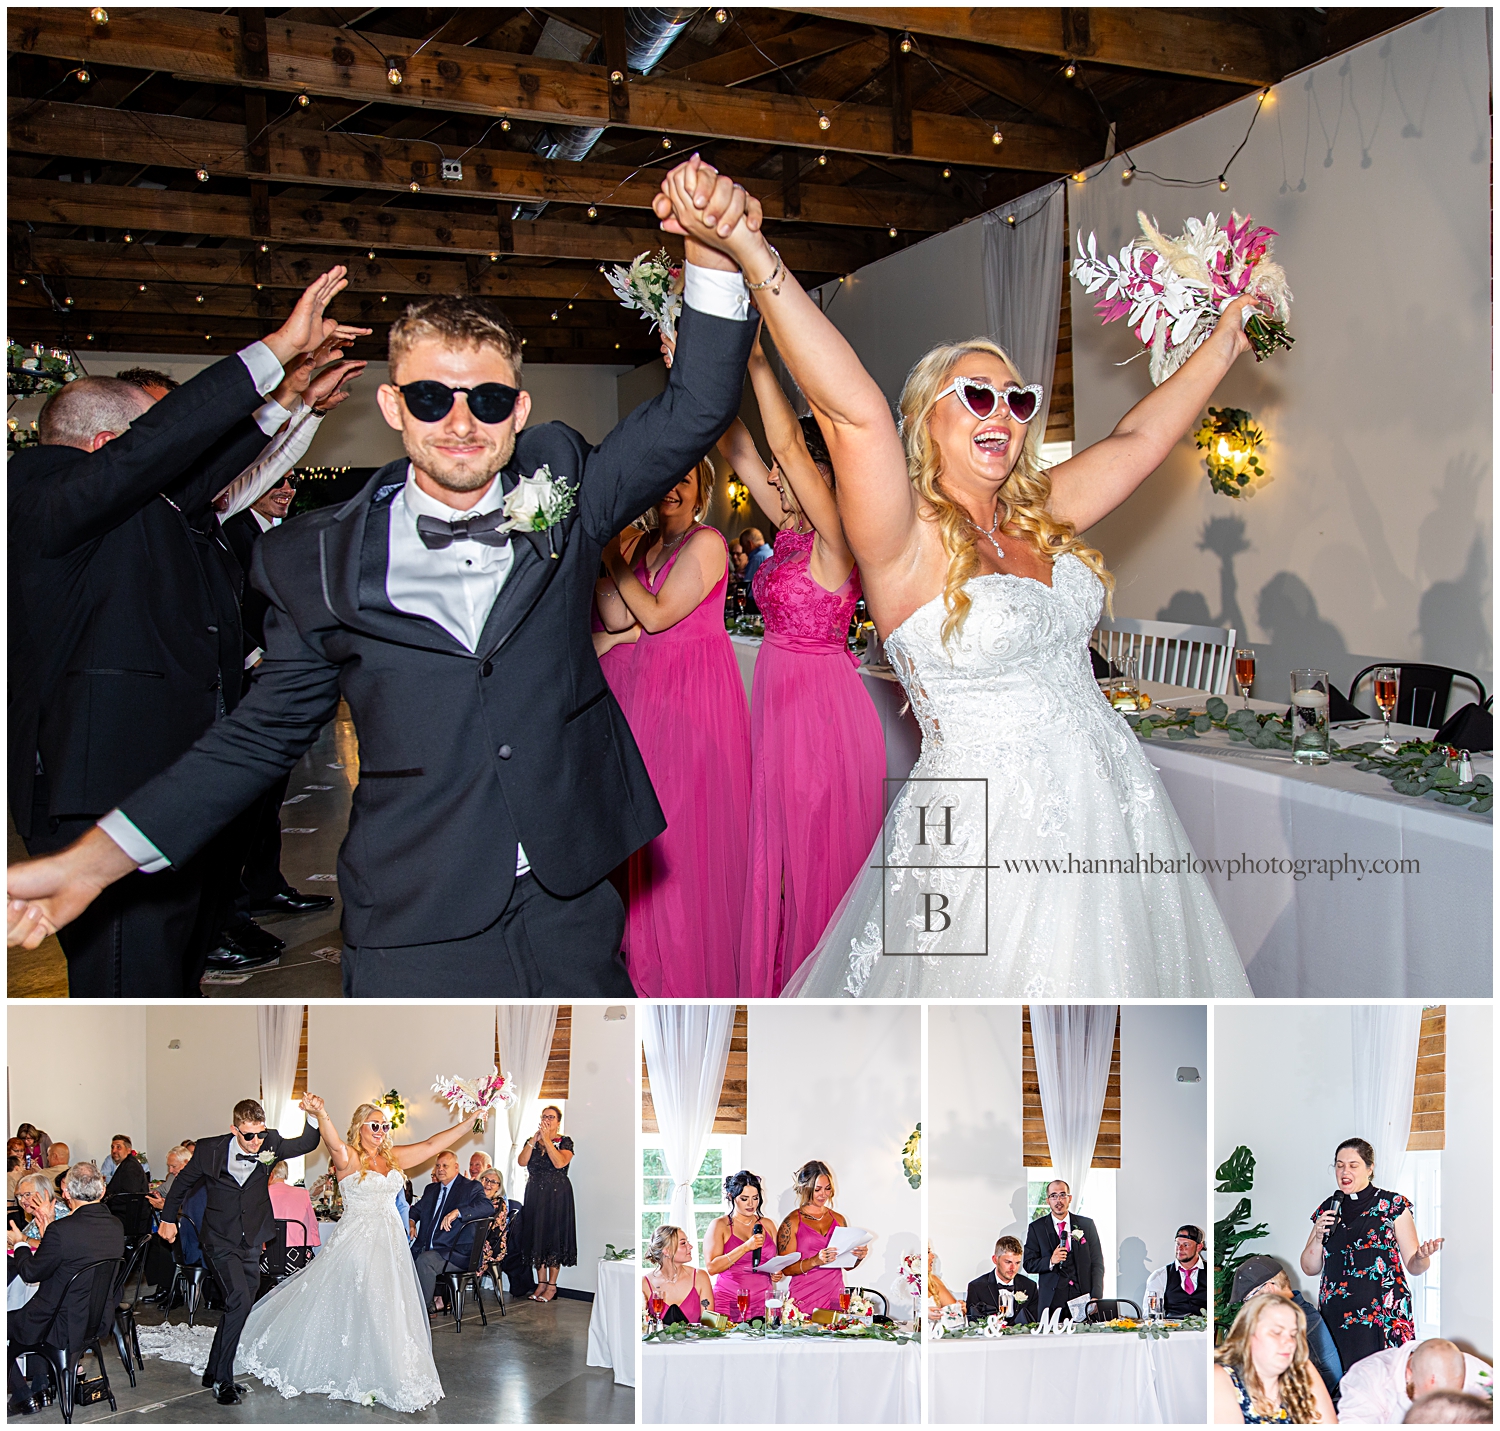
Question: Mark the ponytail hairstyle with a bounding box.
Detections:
[897,339,1113,648]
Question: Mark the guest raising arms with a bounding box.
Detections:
[1214,1293,1338,1424]
[705,1169,782,1321]
[598,458,750,996]
[519,1105,577,1302]
[777,1160,867,1314]
[1301,1138,1442,1373]
[644,1224,714,1325]
[717,333,885,996]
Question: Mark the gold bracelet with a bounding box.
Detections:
[745,243,786,297]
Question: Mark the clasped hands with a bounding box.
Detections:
[653,154,768,280]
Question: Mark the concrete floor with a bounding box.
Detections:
[8,1293,632,1425]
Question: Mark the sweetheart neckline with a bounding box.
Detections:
[884,556,1077,649]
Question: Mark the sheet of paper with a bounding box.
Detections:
[757,1251,800,1276]
[827,1225,875,1270]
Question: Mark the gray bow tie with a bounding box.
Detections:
[415,510,511,550]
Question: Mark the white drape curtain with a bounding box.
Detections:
[982,182,1067,436]
[257,1004,304,1180]
[1031,1004,1117,1213]
[1350,1005,1423,1191]
[497,1005,558,1199]
[642,1004,735,1265]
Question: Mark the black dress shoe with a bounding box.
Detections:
[214,1383,245,1405]
[223,912,286,955]
[243,888,336,915]
[203,932,280,972]
[8,1396,43,1416]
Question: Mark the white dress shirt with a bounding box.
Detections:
[1335,1342,1493,1424]
[227,1138,260,1187]
[215,402,323,519]
[1143,1255,1205,1304]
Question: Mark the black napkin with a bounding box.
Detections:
[1435,698,1492,752]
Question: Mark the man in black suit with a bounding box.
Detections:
[157,1096,322,1405]
[965,1235,1040,1325]
[408,1151,491,1310]
[7,1162,125,1414]
[5,269,360,991]
[1022,1179,1107,1312]
[8,159,762,997]
[103,1135,147,1199]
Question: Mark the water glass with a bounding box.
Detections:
[1290,668,1331,764]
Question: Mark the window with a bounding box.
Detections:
[1026,1166,1118,1299]
[641,1134,742,1265]
[1395,1151,1442,1339]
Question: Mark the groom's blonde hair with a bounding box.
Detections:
[346,1102,399,1181]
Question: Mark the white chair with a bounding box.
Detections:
[1092,617,1237,697]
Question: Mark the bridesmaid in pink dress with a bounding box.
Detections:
[705,1171,782,1321]
[717,335,885,995]
[643,1224,712,1325]
[592,526,643,705]
[600,460,750,996]
[778,1160,869,1314]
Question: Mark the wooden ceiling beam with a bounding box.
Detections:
[8,99,966,232]
[771,8,1283,87]
[10,177,867,273]
[919,37,1105,137]
[666,20,867,87]
[6,7,1089,170]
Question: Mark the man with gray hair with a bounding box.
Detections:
[7,1162,124,1415]
[1338,1338,1493,1424]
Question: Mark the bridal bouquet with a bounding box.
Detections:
[1071,210,1293,385]
[431,1068,516,1133]
[605,249,683,341]
[899,1252,922,1303]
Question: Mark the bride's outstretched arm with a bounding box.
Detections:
[300,1094,351,1175]
[653,158,910,578]
[392,1118,475,1172]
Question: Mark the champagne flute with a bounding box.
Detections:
[649,1292,666,1327]
[736,1287,750,1322]
[838,1288,852,1316]
[1234,647,1256,709]
[1373,665,1399,753]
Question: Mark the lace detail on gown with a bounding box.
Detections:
[785,555,1252,999]
[235,1168,443,1411]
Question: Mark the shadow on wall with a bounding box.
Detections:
[1118,1235,1149,1313]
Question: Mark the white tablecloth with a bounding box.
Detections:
[586,1259,637,1387]
[928,1329,1207,1424]
[642,1335,921,1423]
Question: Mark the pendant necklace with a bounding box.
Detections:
[972,504,1005,559]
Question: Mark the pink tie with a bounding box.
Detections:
[1183,1266,1195,1295]
[1057,1222,1066,1243]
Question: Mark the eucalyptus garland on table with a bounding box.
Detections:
[602,1244,635,1262]
[1123,697,1492,814]
[644,1320,915,1345]
[934,1314,1206,1342]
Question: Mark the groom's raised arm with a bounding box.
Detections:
[577,267,756,544]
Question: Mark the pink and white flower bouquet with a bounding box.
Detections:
[1072,210,1293,385]
[606,249,684,342]
[899,1252,922,1303]
[432,1068,516,1133]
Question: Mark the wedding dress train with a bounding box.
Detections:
[785,555,1253,998]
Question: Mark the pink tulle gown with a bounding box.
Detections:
[591,602,637,707]
[743,530,885,995]
[621,526,750,996]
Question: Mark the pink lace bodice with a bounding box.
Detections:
[752,529,860,656]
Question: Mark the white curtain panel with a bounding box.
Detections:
[1031,1004,1117,1213]
[1350,1005,1423,1191]
[497,1004,559,1199]
[257,1004,302,1135]
[982,182,1066,435]
[642,1004,735,1265]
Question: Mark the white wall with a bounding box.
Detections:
[1117,1005,1208,1310]
[1443,1004,1492,1360]
[740,1005,921,1314]
[928,1004,1026,1292]
[1074,11,1491,701]
[7,1005,148,1170]
[144,1005,261,1176]
[560,1004,636,1296]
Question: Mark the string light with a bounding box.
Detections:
[1121,165,1134,181]
[941,167,951,179]
[297,93,311,107]
[386,65,403,86]
[1072,170,1087,182]
[1063,62,1076,79]
[817,111,831,131]
[255,283,263,290]
[991,128,1002,146]
[204,333,213,341]
[380,294,388,302]
[888,226,897,237]
[1219,176,1229,191]
[137,283,147,292]
[661,135,672,149]
[500,117,510,131]
[409,180,420,191]
[899,33,913,54]
[123,231,133,243]
[816,152,827,166]
[567,302,573,310]
[714,8,728,21]
[259,243,269,252]
[64,296,74,306]
[489,251,499,261]
[550,311,559,320]
[1005,214,1016,225]
[196,168,210,182]
[194,293,204,303]
[90,6,108,22]
[367,249,375,259]
[74,69,91,84]
[85,333,93,341]
[16,277,25,286]
[586,205,598,219]
[609,69,625,85]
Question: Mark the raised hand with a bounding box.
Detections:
[263,267,351,369]
[299,1093,325,1116]
[1416,1237,1444,1259]
[306,359,367,415]
[652,155,764,272]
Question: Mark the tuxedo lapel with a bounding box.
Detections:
[474,461,571,661]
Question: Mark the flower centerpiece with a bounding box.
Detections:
[1072,211,1293,385]
[781,1294,807,1328]
[432,1067,516,1133]
[605,249,684,341]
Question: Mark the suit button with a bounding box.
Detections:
[206,625,218,633]
[497,744,512,760]
[480,661,494,677]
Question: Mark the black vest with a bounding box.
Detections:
[1164,1262,1207,1317]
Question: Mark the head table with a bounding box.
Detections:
[732,635,1490,996]
[641,1331,921,1424]
[928,1327,1207,1424]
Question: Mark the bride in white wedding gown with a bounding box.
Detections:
[650,158,1254,998]
[234,1095,484,1410]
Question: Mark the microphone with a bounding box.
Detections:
[752,1220,763,1270]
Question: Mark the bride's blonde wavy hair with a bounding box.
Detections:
[899,339,1113,647]
[345,1102,400,1181]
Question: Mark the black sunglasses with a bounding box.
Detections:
[399,380,520,425]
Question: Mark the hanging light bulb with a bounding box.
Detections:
[586,204,598,219]
[85,332,93,341]
[899,33,913,54]
[64,296,74,306]
[255,283,263,290]
[714,7,728,22]
[661,134,672,149]
[614,341,621,349]
[122,231,133,243]
[75,69,91,84]
[550,311,559,321]
[1005,214,1016,226]
[1063,62,1076,79]
[888,226,897,237]
[297,92,311,107]
[500,116,511,131]
[609,69,625,85]
[196,168,210,182]
[567,302,574,310]
[137,283,147,292]
[16,277,25,286]
[816,152,827,167]
[1219,175,1229,191]
[386,65,403,86]
[205,333,212,341]
[367,249,375,259]
[817,110,831,131]
[1072,170,1086,183]
[941,167,951,179]
[991,128,1002,146]
[1121,165,1134,181]
[489,251,499,261]
[90,7,108,22]
[194,293,204,303]
[380,294,388,303]
[259,242,269,252]
[409,180,420,192]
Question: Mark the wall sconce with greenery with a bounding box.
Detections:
[1194,406,1267,499]
[726,477,750,511]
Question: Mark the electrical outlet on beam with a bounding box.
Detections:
[441,159,463,182]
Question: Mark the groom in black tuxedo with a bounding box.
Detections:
[7,158,760,997]
[965,1235,1039,1325]
[158,1097,322,1405]
[1022,1179,1106,1312]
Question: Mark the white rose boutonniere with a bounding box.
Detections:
[1071,1228,1086,1244]
[501,464,576,537]
[258,1150,277,1166]
[1013,1291,1028,1304]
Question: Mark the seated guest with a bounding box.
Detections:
[468,1152,493,1182]
[740,526,771,581]
[644,1224,712,1325]
[966,1235,1038,1325]
[1404,1391,1493,1424]
[44,1144,69,1198]
[13,1172,70,1250]
[706,1170,782,1320]
[147,1145,193,1210]
[7,1163,125,1415]
[104,1134,148,1198]
[144,1144,194,1296]
[1214,1293,1339,1424]
[1232,1254,1343,1399]
[1145,1224,1208,1318]
[408,1152,489,1311]
[475,1169,507,1283]
[14,1128,42,1169]
[1023,1179,1106,1312]
[267,1161,320,1251]
[730,541,749,577]
[1338,1339,1491,1425]
[927,1246,959,1321]
[6,1146,24,1201]
[777,1161,867,1315]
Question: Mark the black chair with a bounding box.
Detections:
[1086,1297,1143,1321]
[1349,663,1487,730]
[11,1257,121,1424]
[259,1218,310,1295]
[499,1200,535,1298]
[440,1209,505,1331]
[166,1216,221,1326]
[846,1286,888,1317]
[109,1239,151,1386]
[106,1193,153,1249]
